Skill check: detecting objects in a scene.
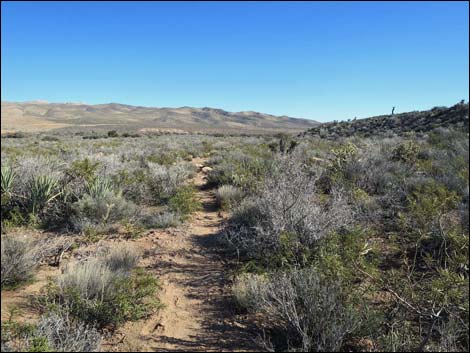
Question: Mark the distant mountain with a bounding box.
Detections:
[1,101,319,134]
[302,102,469,139]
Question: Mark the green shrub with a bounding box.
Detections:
[392,141,420,163]
[44,256,159,328]
[331,142,358,172]
[40,135,60,142]
[107,130,119,138]
[206,151,272,191]
[169,185,201,219]
[69,158,100,184]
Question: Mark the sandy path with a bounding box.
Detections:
[1,265,60,322]
[105,158,262,352]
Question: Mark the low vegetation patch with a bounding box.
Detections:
[39,246,160,329]
[169,185,201,219]
[1,311,101,352]
[1,235,41,289]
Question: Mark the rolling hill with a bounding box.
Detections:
[302,102,469,139]
[1,101,319,134]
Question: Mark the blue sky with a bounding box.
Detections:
[1,1,468,122]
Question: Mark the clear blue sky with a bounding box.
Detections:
[1,1,468,121]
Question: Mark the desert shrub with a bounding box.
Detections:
[115,222,141,240]
[114,167,150,204]
[268,134,299,154]
[140,211,181,229]
[71,190,137,232]
[45,255,159,328]
[224,156,354,266]
[68,158,100,184]
[232,273,269,311]
[317,142,360,192]
[14,156,63,189]
[2,131,27,138]
[147,163,192,203]
[228,198,264,230]
[331,142,359,171]
[424,138,469,198]
[215,185,244,210]
[169,185,201,219]
[205,149,273,191]
[366,179,470,351]
[107,130,119,138]
[102,244,140,274]
[56,259,116,302]
[1,235,40,288]
[238,268,360,352]
[40,135,60,142]
[121,132,141,138]
[398,181,464,268]
[33,312,101,352]
[354,154,404,196]
[1,311,101,352]
[391,140,420,163]
[147,151,181,166]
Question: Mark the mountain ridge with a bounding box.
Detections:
[1,101,318,134]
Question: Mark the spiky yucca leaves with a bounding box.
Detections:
[87,177,115,199]
[29,175,62,215]
[1,165,15,195]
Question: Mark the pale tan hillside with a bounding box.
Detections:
[1,101,318,134]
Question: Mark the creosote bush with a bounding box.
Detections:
[169,185,201,219]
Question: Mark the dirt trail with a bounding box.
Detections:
[1,265,60,322]
[105,158,262,352]
[1,158,262,351]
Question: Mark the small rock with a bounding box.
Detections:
[202,166,213,173]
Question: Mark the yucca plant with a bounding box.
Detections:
[29,175,62,215]
[87,177,115,199]
[1,165,15,195]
